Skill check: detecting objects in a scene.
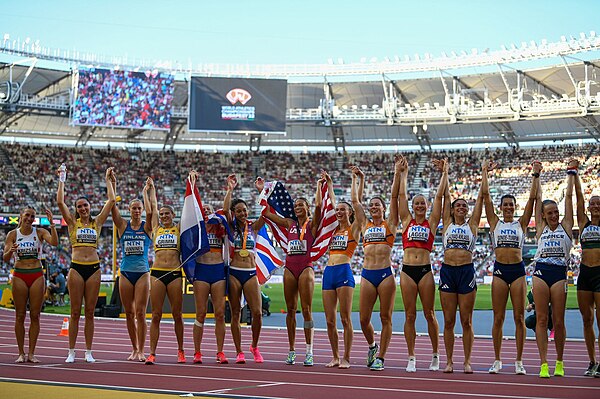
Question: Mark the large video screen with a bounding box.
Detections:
[189,77,287,133]
[72,68,174,130]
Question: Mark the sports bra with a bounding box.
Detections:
[580,221,600,250]
[443,222,476,253]
[69,218,100,248]
[154,225,180,252]
[490,220,524,250]
[363,221,395,248]
[402,219,434,252]
[15,227,41,261]
[329,225,358,258]
[534,224,572,267]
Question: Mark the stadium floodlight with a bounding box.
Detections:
[412,125,418,134]
[423,123,428,131]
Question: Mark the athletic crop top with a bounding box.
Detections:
[402,219,434,252]
[119,221,152,273]
[443,222,476,253]
[207,224,225,254]
[153,225,180,252]
[69,218,100,248]
[15,227,41,261]
[329,225,358,258]
[534,224,572,267]
[490,220,524,250]
[362,221,395,248]
[580,222,600,250]
[232,221,256,255]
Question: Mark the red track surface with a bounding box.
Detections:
[0,308,599,399]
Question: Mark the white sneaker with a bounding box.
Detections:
[85,350,96,363]
[429,354,440,371]
[65,350,76,363]
[489,360,502,374]
[515,361,526,375]
[406,356,417,372]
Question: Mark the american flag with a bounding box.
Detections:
[259,180,337,262]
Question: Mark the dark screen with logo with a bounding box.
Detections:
[189,77,287,133]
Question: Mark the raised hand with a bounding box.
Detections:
[567,158,579,169]
[349,165,364,178]
[188,170,199,184]
[44,207,54,221]
[255,176,265,192]
[532,160,543,174]
[226,174,238,191]
[432,158,445,172]
[106,167,116,182]
[395,154,408,173]
[144,176,154,191]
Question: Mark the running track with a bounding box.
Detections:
[0,308,598,399]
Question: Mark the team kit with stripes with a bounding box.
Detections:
[5,157,600,381]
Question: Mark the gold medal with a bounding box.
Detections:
[239,249,249,257]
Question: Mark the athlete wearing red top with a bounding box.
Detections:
[398,156,446,373]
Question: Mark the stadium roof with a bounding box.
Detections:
[2,35,600,150]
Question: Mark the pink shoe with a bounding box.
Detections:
[250,346,264,363]
[236,352,246,364]
[549,329,555,340]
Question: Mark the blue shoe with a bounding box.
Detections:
[285,351,296,365]
[367,344,378,367]
[303,353,314,367]
[370,357,384,371]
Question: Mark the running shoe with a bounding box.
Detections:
[429,354,440,371]
[406,356,416,372]
[177,350,186,364]
[488,360,502,374]
[554,360,564,377]
[370,357,384,371]
[193,351,202,364]
[549,329,555,340]
[236,352,246,364]
[367,343,379,367]
[65,350,75,364]
[145,354,156,365]
[250,346,264,363]
[584,361,598,376]
[216,351,229,364]
[285,351,296,365]
[515,361,526,375]
[85,350,96,363]
[539,362,550,378]
[303,353,314,367]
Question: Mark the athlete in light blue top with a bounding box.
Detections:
[112,175,154,362]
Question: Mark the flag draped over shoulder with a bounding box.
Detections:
[255,226,284,284]
[207,211,234,265]
[180,177,210,282]
[258,180,338,262]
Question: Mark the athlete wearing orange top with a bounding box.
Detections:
[352,156,402,372]
[322,171,359,369]
[398,156,446,373]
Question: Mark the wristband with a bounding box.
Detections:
[531,172,540,178]
[566,170,578,176]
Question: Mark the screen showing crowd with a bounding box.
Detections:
[72,68,174,130]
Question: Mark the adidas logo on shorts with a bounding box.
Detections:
[494,269,502,275]
[440,284,449,290]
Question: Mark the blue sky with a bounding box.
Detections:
[2,0,599,65]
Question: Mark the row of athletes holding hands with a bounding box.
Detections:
[5,157,599,378]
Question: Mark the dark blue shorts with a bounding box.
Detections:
[439,263,476,294]
[194,262,225,285]
[121,271,148,286]
[493,260,526,285]
[323,263,355,290]
[533,262,567,288]
[229,266,257,286]
[361,266,394,288]
[577,264,600,292]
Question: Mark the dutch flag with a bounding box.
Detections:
[180,176,210,283]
